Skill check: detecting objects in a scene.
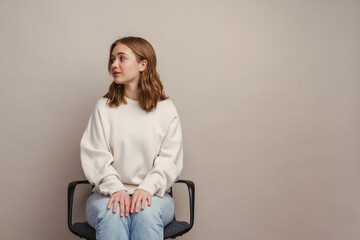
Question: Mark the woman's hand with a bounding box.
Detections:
[130,189,152,213]
[107,190,131,217]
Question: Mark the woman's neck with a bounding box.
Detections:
[124,85,140,101]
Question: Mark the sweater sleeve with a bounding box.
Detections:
[80,102,127,197]
[135,115,184,197]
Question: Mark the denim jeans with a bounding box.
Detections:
[86,191,175,240]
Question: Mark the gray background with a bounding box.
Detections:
[0,0,359,239]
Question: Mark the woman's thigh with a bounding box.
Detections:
[86,192,132,240]
[130,193,175,227]
[86,192,106,228]
[156,193,175,226]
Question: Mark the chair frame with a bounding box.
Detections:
[67,179,195,239]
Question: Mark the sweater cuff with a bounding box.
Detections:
[98,175,127,197]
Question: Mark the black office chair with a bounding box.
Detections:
[68,179,195,239]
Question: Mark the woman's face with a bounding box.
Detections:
[110,43,147,85]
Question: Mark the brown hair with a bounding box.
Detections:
[103,36,169,112]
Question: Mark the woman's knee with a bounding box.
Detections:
[131,194,174,226]
[131,197,162,225]
[86,192,128,228]
[93,205,130,240]
[130,206,163,240]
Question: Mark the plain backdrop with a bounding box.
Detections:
[0,0,359,239]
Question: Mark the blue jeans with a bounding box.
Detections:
[86,192,175,240]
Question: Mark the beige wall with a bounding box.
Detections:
[0,0,359,239]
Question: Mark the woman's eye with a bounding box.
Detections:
[110,57,125,63]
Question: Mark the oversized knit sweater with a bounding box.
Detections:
[80,96,183,197]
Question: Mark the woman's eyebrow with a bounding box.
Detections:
[111,52,128,57]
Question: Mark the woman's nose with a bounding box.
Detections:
[111,59,118,67]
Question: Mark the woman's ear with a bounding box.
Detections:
[139,60,148,72]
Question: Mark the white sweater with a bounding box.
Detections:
[80,96,183,197]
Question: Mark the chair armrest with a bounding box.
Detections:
[174,179,195,230]
[67,180,91,236]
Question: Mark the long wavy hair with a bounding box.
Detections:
[103,36,169,112]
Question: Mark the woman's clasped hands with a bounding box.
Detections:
[107,189,152,217]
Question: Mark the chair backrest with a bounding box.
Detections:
[168,186,173,197]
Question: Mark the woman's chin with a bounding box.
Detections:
[114,79,123,84]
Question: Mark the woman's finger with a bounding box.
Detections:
[135,195,142,213]
[125,197,130,216]
[141,196,147,210]
[120,198,125,217]
[113,198,119,213]
[107,197,114,210]
[148,194,152,206]
[130,193,138,213]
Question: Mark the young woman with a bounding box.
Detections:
[80,36,184,240]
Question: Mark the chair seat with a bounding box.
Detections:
[72,220,190,240]
[68,180,194,239]
[73,222,96,240]
[164,220,190,239]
